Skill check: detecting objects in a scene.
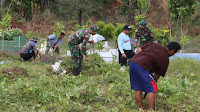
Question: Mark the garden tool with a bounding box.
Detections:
[36,49,41,59]
[143,92,147,99]
[89,61,101,68]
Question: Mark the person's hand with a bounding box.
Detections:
[137,47,142,53]
[122,53,127,58]
[52,49,55,53]
[85,55,90,62]
[32,59,35,63]
[89,40,94,44]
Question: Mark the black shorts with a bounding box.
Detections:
[20,51,35,61]
[118,49,135,66]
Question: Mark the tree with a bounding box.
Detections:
[168,0,196,20]
[0,14,12,52]
[56,0,114,26]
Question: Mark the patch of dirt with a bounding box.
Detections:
[39,54,57,64]
[0,51,20,60]
[2,67,28,81]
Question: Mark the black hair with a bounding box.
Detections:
[167,41,181,52]
[60,32,65,36]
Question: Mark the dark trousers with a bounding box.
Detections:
[72,60,82,76]
[118,49,135,66]
[20,51,35,61]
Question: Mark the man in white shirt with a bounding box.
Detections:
[117,25,135,70]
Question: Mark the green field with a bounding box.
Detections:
[0,53,200,112]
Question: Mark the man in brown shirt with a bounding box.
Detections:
[129,42,181,110]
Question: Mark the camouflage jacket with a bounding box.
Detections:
[135,27,156,47]
[68,28,91,55]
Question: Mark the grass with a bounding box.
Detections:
[0,53,200,111]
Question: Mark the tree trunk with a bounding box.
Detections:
[0,0,5,9]
[78,8,82,26]
[128,0,135,25]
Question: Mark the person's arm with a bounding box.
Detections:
[134,29,140,48]
[80,34,90,56]
[117,35,127,58]
[53,44,58,53]
[46,36,49,47]
[88,40,94,44]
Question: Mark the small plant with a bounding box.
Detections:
[53,22,65,36]
[181,35,189,51]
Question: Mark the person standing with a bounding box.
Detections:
[134,20,157,49]
[117,25,135,71]
[46,32,65,55]
[20,37,39,62]
[129,42,181,110]
[68,26,99,76]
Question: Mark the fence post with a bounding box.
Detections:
[19,36,21,48]
[1,30,4,52]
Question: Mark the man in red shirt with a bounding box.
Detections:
[129,42,181,110]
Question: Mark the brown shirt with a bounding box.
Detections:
[130,43,169,77]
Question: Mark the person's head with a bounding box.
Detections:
[59,32,65,39]
[167,41,181,56]
[123,25,132,35]
[139,20,148,30]
[31,37,39,43]
[90,26,99,35]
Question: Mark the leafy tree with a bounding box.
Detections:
[4,0,56,21]
[56,0,114,26]
[0,14,12,52]
[168,0,196,20]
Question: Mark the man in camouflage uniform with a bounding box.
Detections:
[134,20,157,49]
[68,26,99,76]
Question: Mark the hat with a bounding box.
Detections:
[91,26,99,34]
[31,37,39,42]
[123,25,132,31]
[139,20,148,27]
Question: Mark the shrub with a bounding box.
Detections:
[0,28,23,40]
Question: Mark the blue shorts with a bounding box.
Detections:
[129,61,158,93]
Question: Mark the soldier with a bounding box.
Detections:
[20,37,39,62]
[46,32,65,55]
[68,26,99,76]
[134,20,157,50]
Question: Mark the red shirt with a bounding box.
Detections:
[130,43,169,77]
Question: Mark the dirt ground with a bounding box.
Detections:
[0,51,57,64]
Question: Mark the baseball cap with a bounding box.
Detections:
[123,25,132,31]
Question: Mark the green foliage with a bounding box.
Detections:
[0,28,23,40]
[168,0,196,20]
[97,21,105,35]
[97,21,115,40]
[113,23,125,43]
[0,50,200,111]
[102,23,115,40]
[0,14,12,30]
[53,22,65,36]
[25,31,33,40]
[149,24,170,46]
[135,14,146,25]
[181,35,189,50]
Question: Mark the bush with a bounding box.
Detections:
[103,23,115,40]
[0,28,23,40]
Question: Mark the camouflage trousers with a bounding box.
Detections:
[68,41,83,75]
